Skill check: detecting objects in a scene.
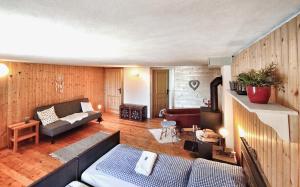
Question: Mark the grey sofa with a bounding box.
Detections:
[34,98,102,143]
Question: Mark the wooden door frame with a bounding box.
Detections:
[104,68,124,114]
[150,67,171,119]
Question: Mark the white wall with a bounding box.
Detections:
[168,68,175,109]
[221,65,234,148]
[123,67,151,118]
[173,66,221,108]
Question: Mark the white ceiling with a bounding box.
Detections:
[0,0,300,66]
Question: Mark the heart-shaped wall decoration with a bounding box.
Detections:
[189,80,200,91]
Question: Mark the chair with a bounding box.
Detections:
[160,120,177,142]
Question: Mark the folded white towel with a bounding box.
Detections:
[135,151,157,176]
[66,181,89,187]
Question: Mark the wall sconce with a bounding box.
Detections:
[131,69,140,77]
[0,63,9,77]
[238,126,246,137]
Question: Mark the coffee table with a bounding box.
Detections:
[184,140,212,159]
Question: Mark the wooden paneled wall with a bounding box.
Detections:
[232,15,300,187]
[0,61,104,149]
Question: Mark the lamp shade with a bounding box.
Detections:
[0,63,9,77]
[219,127,228,137]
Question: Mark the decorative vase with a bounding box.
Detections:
[236,82,247,95]
[229,81,237,91]
[24,116,30,124]
[246,86,271,104]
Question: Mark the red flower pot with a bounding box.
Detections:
[246,86,271,104]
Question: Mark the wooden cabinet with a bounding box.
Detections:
[120,104,147,121]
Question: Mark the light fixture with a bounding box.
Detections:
[238,126,246,137]
[218,127,228,152]
[0,63,9,77]
[97,104,102,111]
[131,69,140,77]
[219,127,228,138]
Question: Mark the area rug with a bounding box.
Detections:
[148,128,180,144]
[50,131,110,163]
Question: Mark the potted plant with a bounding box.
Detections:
[237,63,283,104]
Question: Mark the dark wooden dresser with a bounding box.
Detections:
[119,104,147,121]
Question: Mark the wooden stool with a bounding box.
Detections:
[160,120,177,142]
[8,120,40,152]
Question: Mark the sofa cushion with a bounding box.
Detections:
[34,98,89,119]
[54,98,89,117]
[81,102,94,112]
[81,111,101,123]
[40,111,102,137]
[37,106,59,126]
[41,120,71,137]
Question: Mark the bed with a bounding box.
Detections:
[82,144,194,187]
[81,144,244,187]
[81,145,138,187]
[30,131,270,187]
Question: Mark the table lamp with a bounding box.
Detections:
[97,104,102,112]
[219,127,228,152]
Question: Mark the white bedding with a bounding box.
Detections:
[81,145,245,187]
[81,146,139,187]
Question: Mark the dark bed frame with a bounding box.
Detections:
[30,131,269,187]
[29,131,120,187]
[240,137,270,187]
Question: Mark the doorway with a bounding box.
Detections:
[104,68,123,114]
[152,69,169,118]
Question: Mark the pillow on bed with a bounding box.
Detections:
[187,158,246,187]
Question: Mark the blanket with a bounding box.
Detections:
[96,144,192,187]
[60,113,88,124]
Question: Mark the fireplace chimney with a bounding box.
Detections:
[210,76,222,112]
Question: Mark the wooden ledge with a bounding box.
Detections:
[227,90,298,141]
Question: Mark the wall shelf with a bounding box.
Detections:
[227,90,298,141]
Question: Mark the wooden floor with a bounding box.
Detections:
[0,113,195,187]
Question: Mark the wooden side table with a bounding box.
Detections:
[8,120,40,152]
[212,145,237,165]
